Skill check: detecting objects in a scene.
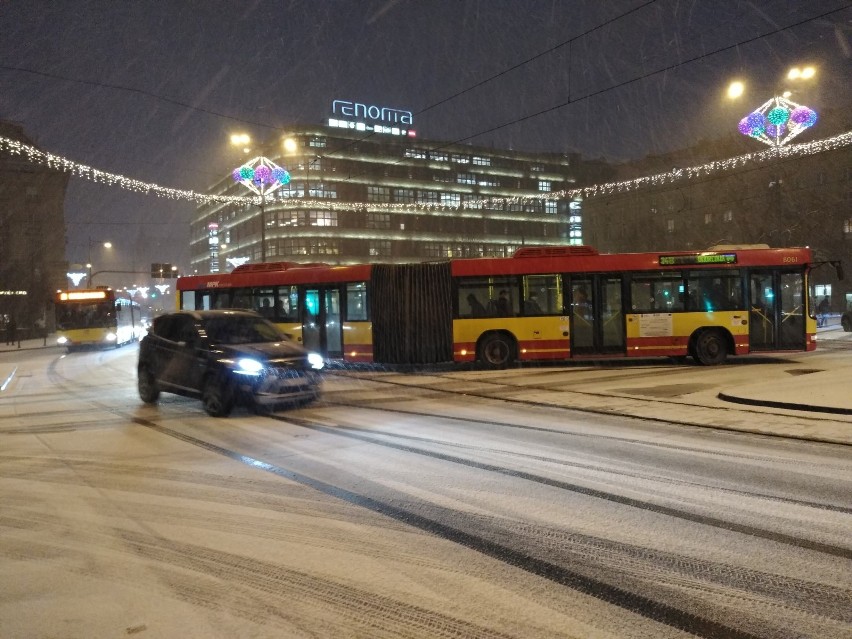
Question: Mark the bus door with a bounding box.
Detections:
[569,275,625,356]
[749,270,805,351]
[302,286,343,358]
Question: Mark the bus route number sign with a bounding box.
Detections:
[659,253,737,267]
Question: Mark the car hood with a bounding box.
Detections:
[213,341,308,361]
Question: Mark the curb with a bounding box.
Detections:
[717,392,852,416]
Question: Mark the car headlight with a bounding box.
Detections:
[56,336,68,345]
[308,352,325,370]
[234,358,264,375]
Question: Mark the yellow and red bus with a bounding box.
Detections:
[55,288,142,350]
[176,245,817,367]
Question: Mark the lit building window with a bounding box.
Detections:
[545,201,557,215]
[404,148,426,159]
[451,153,470,164]
[369,240,391,256]
[417,190,439,204]
[457,173,476,185]
[723,210,733,222]
[367,186,390,202]
[666,219,675,233]
[705,213,712,224]
[538,180,552,192]
[430,152,448,162]
[843,218,852,234]
[442,193,461,207]
[309,210,338,227]
[308,136,326,148]
[367,213,391,229]
[394,188,415,203]
[472,156,491,166]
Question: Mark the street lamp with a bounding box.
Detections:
[86,239,113,287]
[231,156,291,263]
[230,133,251,154]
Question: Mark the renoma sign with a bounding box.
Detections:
[329,100,415,137]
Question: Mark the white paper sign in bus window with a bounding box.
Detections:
[639,313,673,337]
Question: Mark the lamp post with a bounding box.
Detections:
[86,239,112,287]
[231,155,291,264]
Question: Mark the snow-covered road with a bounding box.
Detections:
[1,346,850,638]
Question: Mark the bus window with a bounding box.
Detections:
[275,285,300,321]
[346,282,368,321]
[251,287,275,318]
[522,274,562,315]
[181,290,196,310]
[230,288,253,311]
[630,273,684,313]
[457,277,519,318]
[686,270,742,312]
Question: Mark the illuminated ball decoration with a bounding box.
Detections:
[272,167,291,184]
[239,165,254,180]
[767,106,789,126]
[231,168,242,181]
[790,106,817,127]
[254,165,272,183]
[738,112,766,137]
[766,123,786,137]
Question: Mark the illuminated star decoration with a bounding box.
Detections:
[738,96,818,147]
[232,156,291,198]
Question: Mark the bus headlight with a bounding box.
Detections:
[308,352,325,370]
[105,332,117,342]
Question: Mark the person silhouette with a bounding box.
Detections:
[467,293,486,317]
[494,290,511,317]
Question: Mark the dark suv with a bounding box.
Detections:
[138,310,323,416]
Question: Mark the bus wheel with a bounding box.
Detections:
[478,333,515,369]
[137,366,160,404]
[693,330,728,366]
[202,374,235,417]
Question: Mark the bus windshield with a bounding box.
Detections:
[56,301,114,330]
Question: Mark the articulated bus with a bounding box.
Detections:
[176,245,818,367]
[55,288,143,350]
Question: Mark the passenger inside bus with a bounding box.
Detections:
[467,293,486,317]
[525,293,543,315]
[493,290,512,317]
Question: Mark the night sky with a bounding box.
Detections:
[1,0,849,282]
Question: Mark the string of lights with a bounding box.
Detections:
[1,130,850,212]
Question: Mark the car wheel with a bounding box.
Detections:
[693,329,728,366]
[202,374,234,417]
[478,333,515,369]
[137,366,160,404]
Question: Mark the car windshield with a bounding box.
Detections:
[202,316,286,345]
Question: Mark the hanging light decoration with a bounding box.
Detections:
[232,156,291,197]
[1,130,849,213]
[738,96,818,147]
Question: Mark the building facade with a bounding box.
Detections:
[0,121,69,335]
[191,121,588,274]
[582,110,852,314]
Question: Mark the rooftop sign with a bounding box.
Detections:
[329,99,416,137]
